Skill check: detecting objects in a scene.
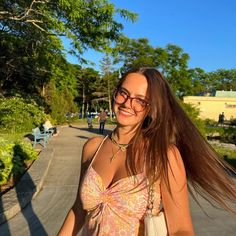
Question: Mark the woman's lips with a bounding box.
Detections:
[118,108,134,117]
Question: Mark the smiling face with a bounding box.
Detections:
[113,73,149,128]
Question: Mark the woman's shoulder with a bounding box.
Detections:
[167,144,180,158]
[167,145,186,177]
[81,136,107,163]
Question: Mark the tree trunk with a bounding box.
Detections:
[41,84,45,97]
[107,74,112,120]
[82,84,85,118]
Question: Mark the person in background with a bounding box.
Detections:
[87,115,93,130]
[98,109,107,134]
[58,67,236,236]
[218,112,225,126]
[43,119,58,136]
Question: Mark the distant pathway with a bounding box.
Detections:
[0,124,235,235]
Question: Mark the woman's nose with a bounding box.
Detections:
[123,97,132,109]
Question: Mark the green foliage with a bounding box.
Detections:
[180,101,206,136]
[0,138,14,185]
[14,140,38,162]
[44,80,77,124]
[206,69,236,91]
[205,126,224,138]
[205,124,236,145]
[12,141,38,177]
[162,44,192,97]
[220,127,236,144]
[212,145,236,169]
[187,68,236,95]
[115,38,156,70]
[76,67,101,117]
[204,118,218,127]
[51,56,79,97]
[0,138,38,185]
[0,27,58,95]
[0,97,47,133]
[0,0,136,96]
[115,38,194,97]
[0,0,136,51]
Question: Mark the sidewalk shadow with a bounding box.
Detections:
[15,171,48,235]
[69,125,112,136]
[0,187,11,235]
[0,144,48,235]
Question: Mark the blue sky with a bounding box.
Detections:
[65,0,236,72]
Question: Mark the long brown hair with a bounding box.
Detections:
[117,67,236,213]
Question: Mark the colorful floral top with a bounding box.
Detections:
[80,136,161,236]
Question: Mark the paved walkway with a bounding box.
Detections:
[0,124,236,236]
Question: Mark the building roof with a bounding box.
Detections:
[215,90,236,98]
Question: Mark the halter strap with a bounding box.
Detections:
[88,135,109,169]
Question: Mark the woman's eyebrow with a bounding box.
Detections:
[120,86,148,99]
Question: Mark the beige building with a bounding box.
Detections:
[183,91,236,121]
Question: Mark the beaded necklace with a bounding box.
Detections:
[110,133,130,162]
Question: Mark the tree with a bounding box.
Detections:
[99,54,114,119]
[0,0,137,54]
[115,38,194,97]
[206,69,236,92]
[162,44,192,97]
[0,0,137,96]
[43,59,79,123]
[114,37,156,72]
[76,67,100,118]
[188,68,208,95]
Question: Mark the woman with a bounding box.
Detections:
[58,67,236,236]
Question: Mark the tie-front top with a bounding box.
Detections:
[80,136,161,236]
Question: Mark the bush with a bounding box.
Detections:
[212,145,236,169]
[220,127,236,144]
[0,138,14,185]
[180,101,206,136]
[0,138,38,185]
[204,118,218,127]
[0,97,47,133]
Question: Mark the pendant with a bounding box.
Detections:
[120,146,127,151]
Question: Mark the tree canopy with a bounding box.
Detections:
[0,0,136,95]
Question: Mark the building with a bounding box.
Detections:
[183,91,236,121]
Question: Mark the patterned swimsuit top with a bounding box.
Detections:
[80,135,161,236]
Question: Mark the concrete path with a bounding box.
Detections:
[0,124,236,235]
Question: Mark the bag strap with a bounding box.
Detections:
[146,183,155,217]
[146,181,164,217]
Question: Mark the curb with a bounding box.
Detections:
[0,147,55,225]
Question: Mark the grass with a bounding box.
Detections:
[212,145,236,169]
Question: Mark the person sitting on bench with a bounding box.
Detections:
[43,119,58,136]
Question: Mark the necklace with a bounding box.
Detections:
[110,133,130,162]
[110,134,129,150]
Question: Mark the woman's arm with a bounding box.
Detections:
[58,136,104,236]
[161,146,195,236]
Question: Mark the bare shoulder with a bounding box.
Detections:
[167,145,186,176]
[168,145,182,162]
[81,136,105,163]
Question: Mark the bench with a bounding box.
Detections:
[32,127,50,148]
